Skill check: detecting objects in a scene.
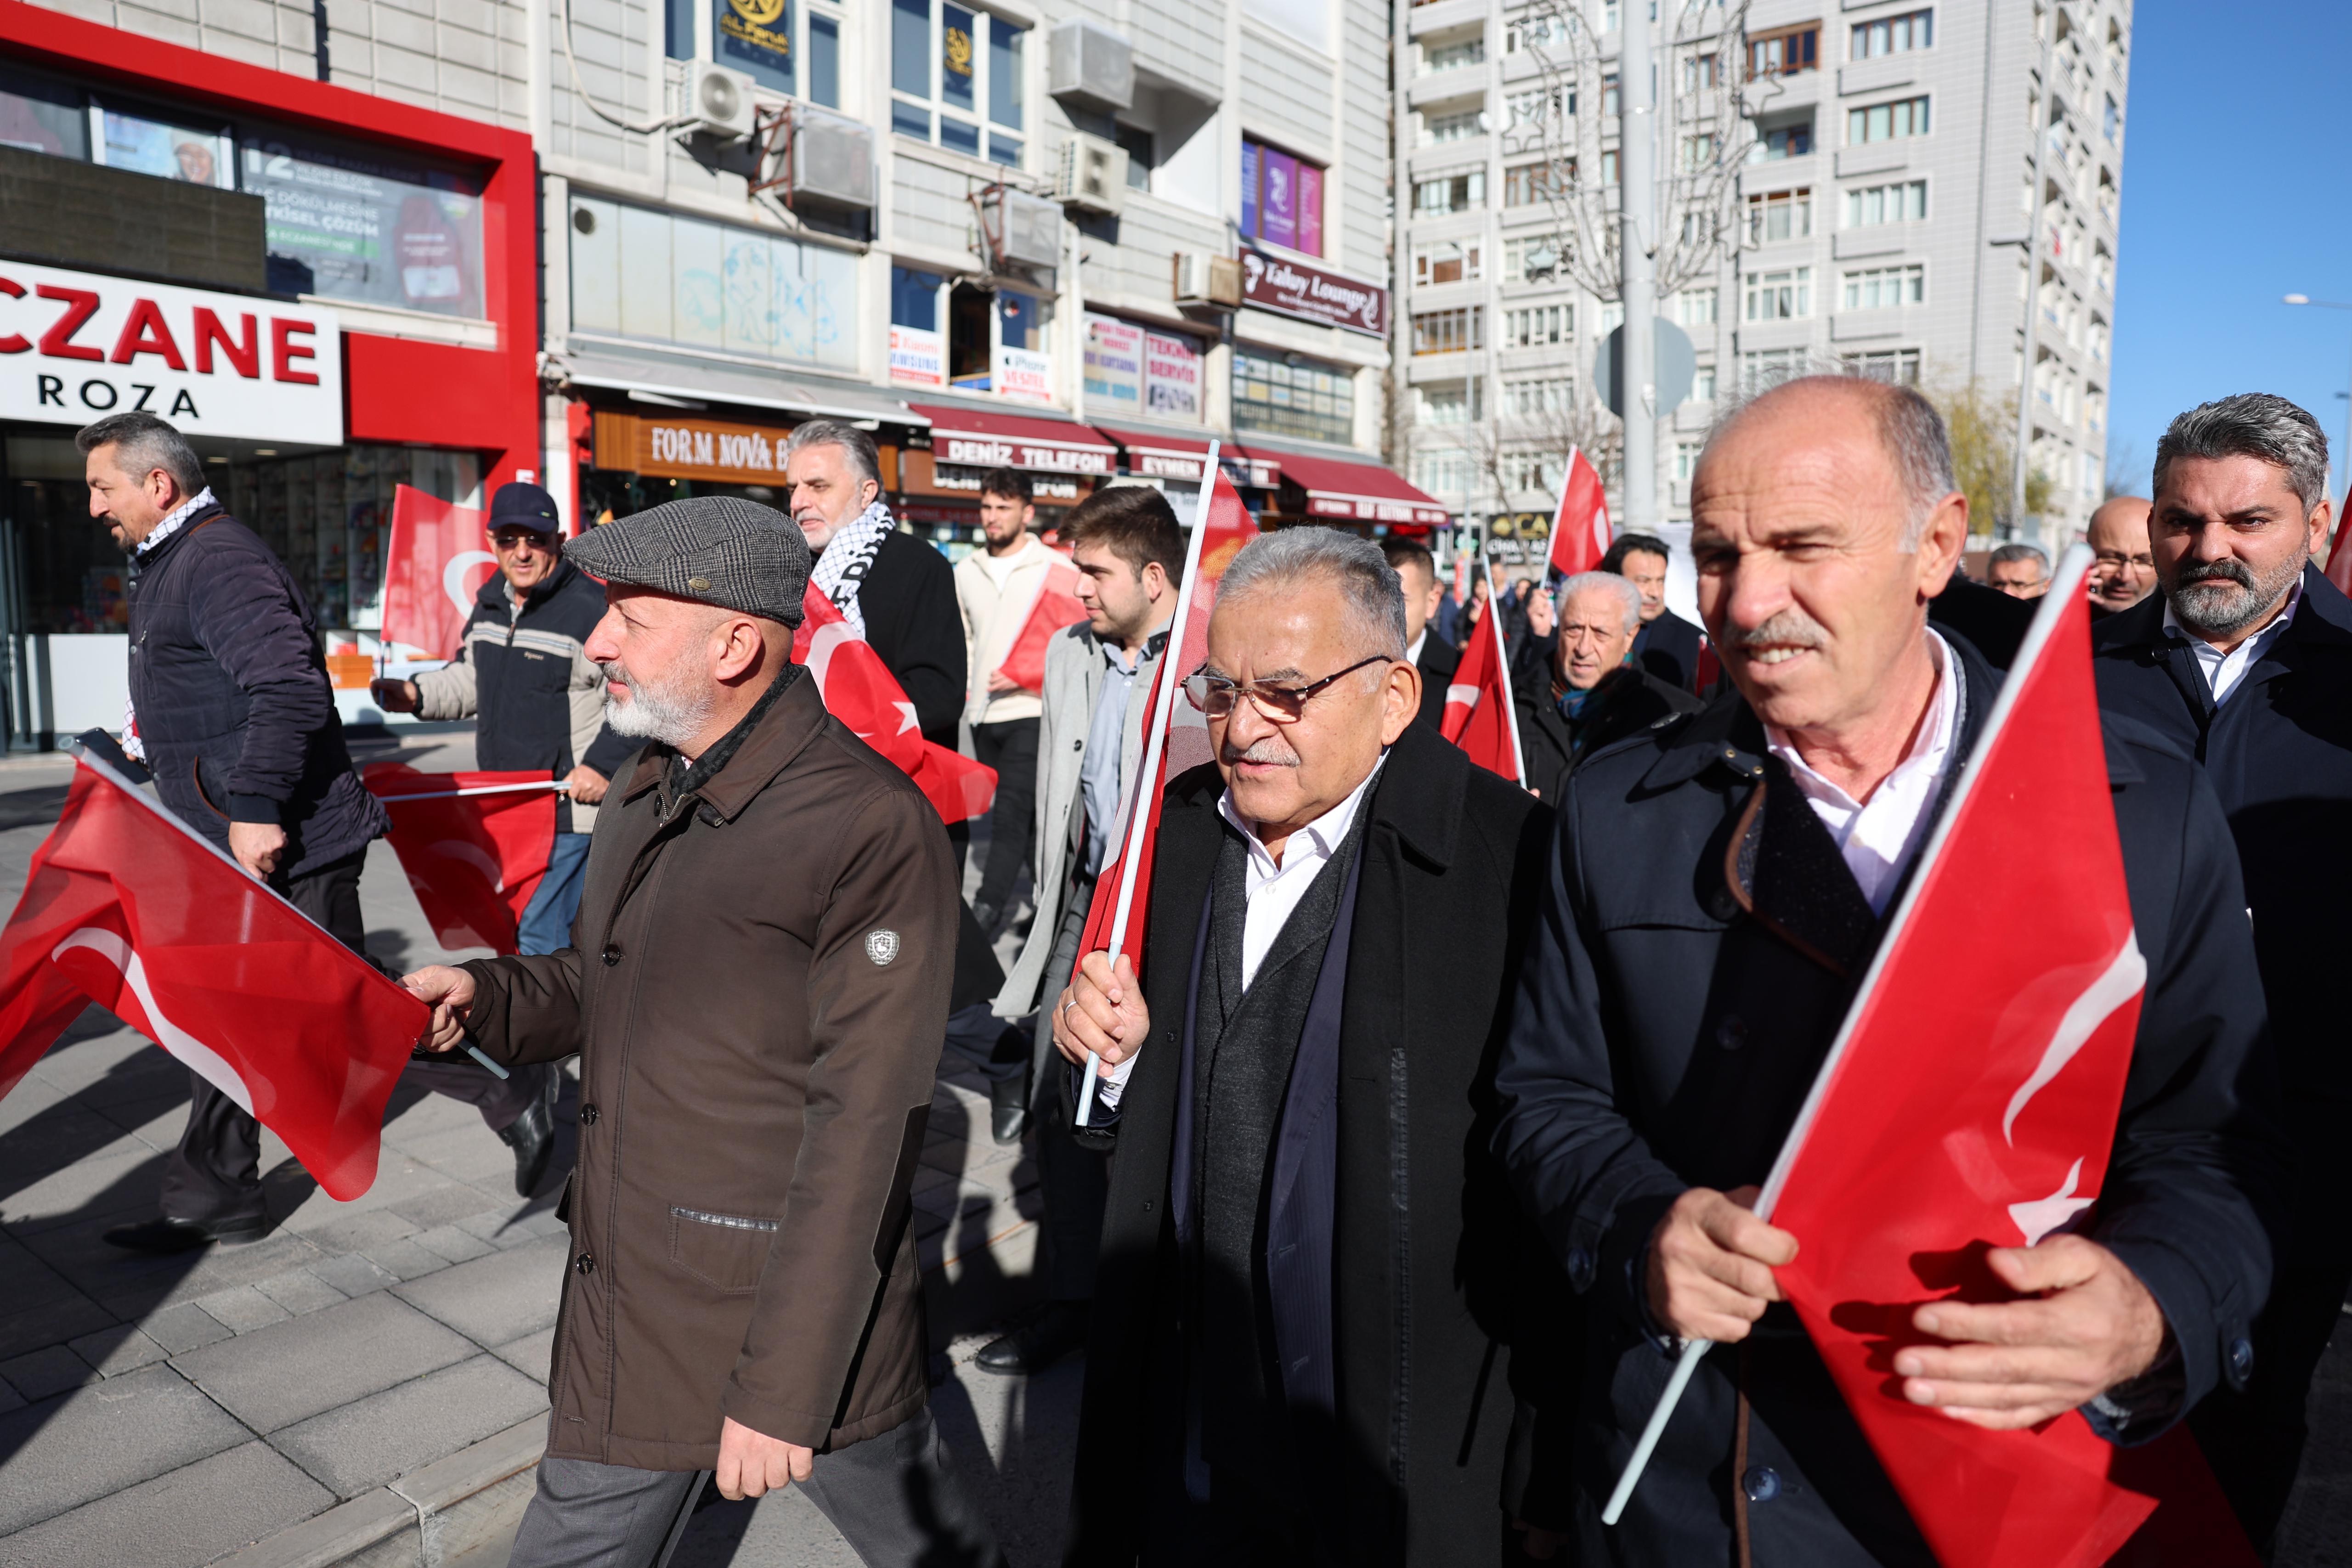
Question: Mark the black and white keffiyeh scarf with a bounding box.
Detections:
[808,499,894,637]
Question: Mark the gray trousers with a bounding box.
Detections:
[505,1407,1007,1568]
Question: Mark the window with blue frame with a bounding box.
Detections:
[809,13,840,107]
[666,0,695,60]
[717,0,794,95]
[891,0,1025,166]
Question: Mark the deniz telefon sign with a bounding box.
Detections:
[1239,249,1387,338]
[0,261,344,446]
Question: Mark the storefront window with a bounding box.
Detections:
[0,68,87,158]
[570,197,857,372]
[242,127,487,317]
[97,106,234,187]
[1084,314,1206,424]
[1233,347,1354,446]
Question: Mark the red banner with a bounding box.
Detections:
[996,557,1090,694]
[1547,448,1612,580]
[383,484,496,658]
[0,752,423,1200]
[1441,558,1526,787]
[795,587,997,823]
[364,765,558,954]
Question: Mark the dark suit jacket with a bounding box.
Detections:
[1412,631,1460,730]
[1515,666,1703,806]
[1928,571,2036,669]
[2093,565,2352,1184]
[855,529,966,749]
[1493,642,2283,1566]
[1070,723,1560,1566]
[1631,609,1704,691]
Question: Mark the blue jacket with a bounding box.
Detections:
[127,501,389,879]
[1493,638,2284,1566]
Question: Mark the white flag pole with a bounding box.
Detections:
[1599,548,2095,1525]
[1073,440,1226,1128]
[374,780,571,802]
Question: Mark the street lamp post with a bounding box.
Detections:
[2283,293,2352,508]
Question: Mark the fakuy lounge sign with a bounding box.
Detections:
[0,260,343,445]
[1239,249,1387,338]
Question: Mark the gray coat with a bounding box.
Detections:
[993,617,1165,1018]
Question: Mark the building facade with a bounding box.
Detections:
[4,0,1428,743]
[1393,0,2129,563]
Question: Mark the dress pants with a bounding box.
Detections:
[504,1407,1008,1568]
[967,717,1039,922]
[158,848,547,1226]
[1029,887,1110,1303]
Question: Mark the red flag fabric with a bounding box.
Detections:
[2325,515,2352,597]
[995,557,1091,694]
[1441,560,1527,787]
[363,765,559,954]
[0,751,424,1200]
[1077,464,1260,975]
[383,485,496,658]
[1760,560,2255,1568]
[794,585,998,823]
[1545,448,1612,579]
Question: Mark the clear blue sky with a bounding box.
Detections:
[2110,1,2352,498]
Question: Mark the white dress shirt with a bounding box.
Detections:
[1405,629,1428,667]
[1095,758,1385,1111]
[2163,576,2301,707]
[1765,631,1960,914]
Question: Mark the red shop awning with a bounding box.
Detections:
[1274,451,1451,528]
[909,404,1119,477]
[1093,427,1282,488]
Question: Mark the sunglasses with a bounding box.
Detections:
[1182,655,1391,723]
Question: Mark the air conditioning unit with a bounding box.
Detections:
[1173,252,1243,309]
[790,105,876,210]
[981,187,1063,272]
[1048,18,1134,112]
[686,62,756,139]
[1055,134,1129,215]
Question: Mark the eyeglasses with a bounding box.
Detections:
[1182,655,1392,722]
[492,527,555,549]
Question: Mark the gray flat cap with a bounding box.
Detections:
[565,496,810,627]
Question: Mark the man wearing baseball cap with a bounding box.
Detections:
[401,496,1003,1568]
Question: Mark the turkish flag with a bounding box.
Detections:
[383,485,496,658]
[0,750,424,1201]
[795,586,998,823]
[363,765,558,954]
[2325,515,2352,597]
[1077,461,1260,976]
[1441,560,1527,787]
[1761,558,2256,1568]
[1545,447,1611,580]
[995,558,1091,694]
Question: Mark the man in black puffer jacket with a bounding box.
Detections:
[81,413,556,1252]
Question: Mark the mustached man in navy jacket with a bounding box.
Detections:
[80,413,558,1253]
[2091,392,2352,1554]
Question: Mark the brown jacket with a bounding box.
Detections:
[457,668,956,1470]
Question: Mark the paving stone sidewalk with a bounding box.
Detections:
[0,736,1047,1568]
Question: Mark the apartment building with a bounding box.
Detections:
[2,0,1421,741]
[1393,0,2130,559]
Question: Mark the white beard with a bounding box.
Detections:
[600,654,716,749]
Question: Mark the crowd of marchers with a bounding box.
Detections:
[68,379,2345,1568]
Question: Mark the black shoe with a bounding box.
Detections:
[501,1072,559,1197]
[102,1214,266,1252]
[975,1300,1088,1375]
[990,1074,1029,1145]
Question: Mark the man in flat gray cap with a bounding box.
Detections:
[402,496,1005,1568]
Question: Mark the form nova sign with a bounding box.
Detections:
[0,260,344,445]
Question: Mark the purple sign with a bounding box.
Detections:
[1296,164,1323,258]
[1262,149,1298,250]
[1240,141,1260,245]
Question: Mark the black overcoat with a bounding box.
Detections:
[1067,722,1557,1566]
[1631,609,1704,692]
[1493,639,2284,1567]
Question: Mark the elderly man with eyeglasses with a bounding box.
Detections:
[1049,527,1572,1566]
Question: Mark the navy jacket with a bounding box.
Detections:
[1631,609,1704,692]
[1070,722,1561,1566]
[1493,640,2283,1566]
[127,502,389,879]
[856,530,965,750]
